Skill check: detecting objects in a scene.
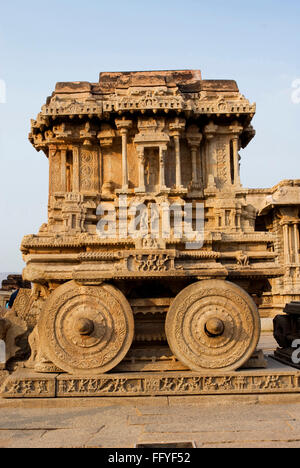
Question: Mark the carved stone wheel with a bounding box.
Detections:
[165,280,260,372]
[38,281,134,375]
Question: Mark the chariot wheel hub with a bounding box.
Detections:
[76,318,94,336]
[205,317,225,337]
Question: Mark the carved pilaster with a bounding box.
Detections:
[115,117,132,192]
[229,122,243,187]
[97,124,116,195]
[72,146,80,192]
[60,147,67,192]
[169,118,186,190]
[135,146,146,193]
[48,145,58,195]
[203,122,218,189]
[294,222,300,265]
[159,145,168,192]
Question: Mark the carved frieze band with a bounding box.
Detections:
[1,372,300,398]
[1,376,56,398]
[40,97,255,118]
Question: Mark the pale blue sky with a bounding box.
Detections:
[0,0,299,271]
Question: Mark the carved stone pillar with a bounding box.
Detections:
[135,146,146,193]
[115,118,132,191]
[100,138,113,194]
[159,145,167,191]
[231,135,241,187]
[174,134,182,188]
[294,222,300,264]
[229,122,243,187]
[60,147,67,192]
[120,128,129,190]
[98,125,116,196]
[169,118,186,190]
[203,123,218,189]
[72,146,80,192]
[282,222,291,264]
[48,145,57,194]
[187,128,203,191]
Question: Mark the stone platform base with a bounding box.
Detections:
[1,357,300,399]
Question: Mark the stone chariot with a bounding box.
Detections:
[1,70,300,398]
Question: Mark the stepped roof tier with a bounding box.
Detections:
[29,70,256,154]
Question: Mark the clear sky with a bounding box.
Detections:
[0,0,299,272]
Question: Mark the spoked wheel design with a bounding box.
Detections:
[165,280,260,372]
[38,281,134,375]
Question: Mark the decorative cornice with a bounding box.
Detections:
[38,95,255,120]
